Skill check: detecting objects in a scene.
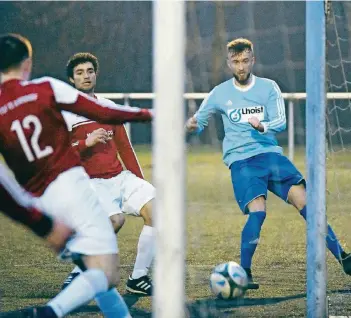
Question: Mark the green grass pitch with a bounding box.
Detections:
[0,146,350,317]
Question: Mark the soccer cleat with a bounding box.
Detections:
[1,306,58,318]
[126,275,153,296]
[244,268,260,290]
[340,252,351,275]
[61,271,81,290]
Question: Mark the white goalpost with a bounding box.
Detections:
[152,1,186,318]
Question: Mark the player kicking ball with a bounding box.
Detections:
[62,52,155,296]
[186,38,351,290]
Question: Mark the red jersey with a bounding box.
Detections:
[71,121,124,179]
[0,77,151,195]
[64,102,144,180]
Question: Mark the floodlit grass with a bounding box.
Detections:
[1,147,350,317]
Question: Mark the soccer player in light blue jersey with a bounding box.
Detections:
[186,38,351,289]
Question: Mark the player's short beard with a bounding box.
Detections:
[233,72,251,85]
[78,85,95,95]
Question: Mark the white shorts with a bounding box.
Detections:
[91,170,155,217]
[38,167,118,256]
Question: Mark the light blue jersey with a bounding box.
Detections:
[195,75,286,167]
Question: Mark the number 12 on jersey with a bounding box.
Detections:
[11,115,53,162]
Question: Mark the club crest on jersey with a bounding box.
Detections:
[227,106,265,123]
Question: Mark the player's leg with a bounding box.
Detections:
[126,199,154,295]
[119,171,155,296]
[268,153,351,275]
[61,178,125,290]
[287,184,351,275]
[230,155,270,290]
[61,215,125,289]
[48,253,129,318]
[241,197,266,290]
[36,167,131,317]
[18,253,130,318]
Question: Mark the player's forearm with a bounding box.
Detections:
[60,95,153,124]
[192,114,207,134]
[3,204,72,252]
[0,186,53,237]
[193,91,217,132]
[45,219,73,253]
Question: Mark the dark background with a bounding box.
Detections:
[1,1,350,145]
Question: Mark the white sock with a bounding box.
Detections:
[48,269,108,317]
[131,225,155,279]
[95,288,131,318]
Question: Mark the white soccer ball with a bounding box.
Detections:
[209,261,248,299]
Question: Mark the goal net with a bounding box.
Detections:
[325,2,351,315]
[182,2,351,317]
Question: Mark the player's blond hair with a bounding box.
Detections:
[227,38,254,55]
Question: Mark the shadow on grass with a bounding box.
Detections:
[1,289,350,317]
[186,288,351,317]
[68,293,151,316]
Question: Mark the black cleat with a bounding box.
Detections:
[244,268,260,290]
[61,272,80,290]
[1,306,57,318]
[126,275,153,296]
[340,252,351,275]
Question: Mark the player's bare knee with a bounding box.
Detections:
[83,254,120,287]
[247,196,266,212]
[108,254,121,287]
[288,184,306,211]
[140,199,153,226]
[110,214,125,234]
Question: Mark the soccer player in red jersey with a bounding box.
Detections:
[0,162,72,253]
[62,53,155,296]
[0,33,152,317]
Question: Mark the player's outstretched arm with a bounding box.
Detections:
[1,196,72,253]
[0,162,72,252]
[189,88,218,134]
[47,77,153,124]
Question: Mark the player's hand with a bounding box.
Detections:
[185,116,198,132]
[248,117,264,132]
[46,220,74,253]
[85,128,109,147]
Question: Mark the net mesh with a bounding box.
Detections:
[325,2,351,315]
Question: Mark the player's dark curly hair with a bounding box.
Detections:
[0,33,32,72]
[227,38,254,56]
[66,52,99,79]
